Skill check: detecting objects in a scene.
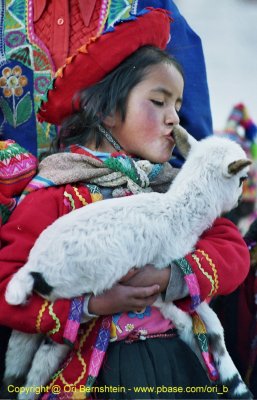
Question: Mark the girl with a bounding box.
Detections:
[0,9,250,399]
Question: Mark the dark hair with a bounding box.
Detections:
[52,46,184,152]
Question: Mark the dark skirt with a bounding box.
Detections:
[94,336,219,399]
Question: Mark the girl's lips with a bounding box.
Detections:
[164,133,175,144]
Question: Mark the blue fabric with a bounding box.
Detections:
[0,61,37,156]
[136,0,213,167]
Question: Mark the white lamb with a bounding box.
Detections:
[4,125,253,399]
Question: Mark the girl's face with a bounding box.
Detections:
[111,62,184,163]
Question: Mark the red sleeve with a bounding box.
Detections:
[0,187,79,343]
[186,217,250,299]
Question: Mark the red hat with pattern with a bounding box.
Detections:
[37,8,171,125]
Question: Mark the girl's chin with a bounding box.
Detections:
[138,147,173,163]
[154,150,174,164]
[147,154,172,164]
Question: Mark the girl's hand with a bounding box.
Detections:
[88,264,170,315]
[88,282,160,315]
[122,264,171,292]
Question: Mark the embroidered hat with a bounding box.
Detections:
[37,8,171,125]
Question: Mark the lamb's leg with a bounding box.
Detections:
[197,302,253,399]
[156,297,204,367]
[18,338,70,400]
[3,331,43,389]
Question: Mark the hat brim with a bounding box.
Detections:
[37,8,171,126]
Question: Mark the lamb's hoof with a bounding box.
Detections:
[218,375,253,399]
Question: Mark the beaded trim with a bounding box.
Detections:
[0,1,6,66]
[125,329,178,344]
[98,0,112,34]
[97,124,123,152]
[27,0,55,71]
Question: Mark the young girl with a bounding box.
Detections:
[0,9,250,399]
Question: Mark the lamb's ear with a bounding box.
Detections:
[173,125,198,159]
[227,159,252,175]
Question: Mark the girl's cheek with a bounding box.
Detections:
[138,103,160,132]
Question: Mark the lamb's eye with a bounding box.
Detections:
[239,176,247,187]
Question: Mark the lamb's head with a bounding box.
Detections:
[173,125,252,214]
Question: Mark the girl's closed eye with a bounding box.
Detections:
[151,99,164,106]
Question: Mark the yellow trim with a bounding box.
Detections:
[73,186,89,206]
[192,253,216,296]
[47,303,61,336]
[196,249,219,294]
[36,300,49,333]
[57,319,97,387]
[64,191,76,210]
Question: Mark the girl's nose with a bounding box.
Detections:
[165,107,180,126]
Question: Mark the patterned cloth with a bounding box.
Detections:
[0,0,111,157]
[0,0,57,156]
[20,147,177,202]
[174,258,219,381]
[0,139,37,226]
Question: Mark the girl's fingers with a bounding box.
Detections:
[119,267,139,283]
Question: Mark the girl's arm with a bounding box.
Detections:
[0,187,162,336]
[0,187,79,343]
[184,217,250,299]
[90,218,249,313]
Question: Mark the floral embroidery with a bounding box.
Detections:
[0,65,32,128]
[125,323,135,332]
[0,66,27,97]
[128,306,151,319]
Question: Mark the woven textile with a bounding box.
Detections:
[0,139,37,226]
[0,140,37,198]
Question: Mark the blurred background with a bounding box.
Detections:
[173,0,257,131]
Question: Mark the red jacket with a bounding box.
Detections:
[0,185,250,343]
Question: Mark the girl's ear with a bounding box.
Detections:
[102,114,117,129]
